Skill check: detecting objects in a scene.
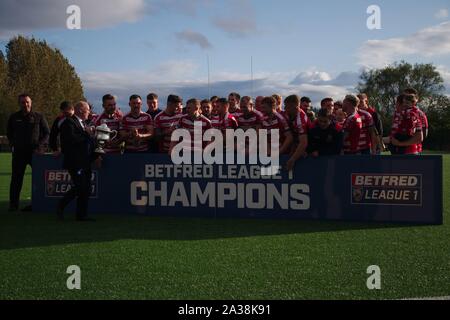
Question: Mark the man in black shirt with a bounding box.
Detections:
[7,94,50,212]
[145,93,162,119]
[49,101,75,155]
[307,108,343,157]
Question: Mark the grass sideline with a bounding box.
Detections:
[0,153,448,300]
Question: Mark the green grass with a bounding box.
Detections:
[0,153,449,300]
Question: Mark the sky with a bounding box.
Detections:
[0,0,449,112]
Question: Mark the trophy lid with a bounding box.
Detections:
[96,123,112,133]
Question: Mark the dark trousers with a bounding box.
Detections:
[58,168,92,219]
[10,151,32,208]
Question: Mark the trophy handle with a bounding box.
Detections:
[110,130,118,141]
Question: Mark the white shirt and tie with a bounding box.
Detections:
[75,115,86,130]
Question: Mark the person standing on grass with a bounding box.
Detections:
[390,94,423,155]
[7,93,49,212]
[283,95,308,170]
[341,95,363,155]
[49,101,75,156]
[357,93,383,154]
[403,88,428,155]
[57,101,102,221]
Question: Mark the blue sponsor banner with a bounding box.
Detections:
[32,154,443,224]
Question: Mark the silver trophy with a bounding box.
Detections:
[95,123,118,154]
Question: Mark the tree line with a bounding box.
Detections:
[357,61,450,151]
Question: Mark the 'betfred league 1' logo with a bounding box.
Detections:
[45,170,98,198]
[351,174,422,206]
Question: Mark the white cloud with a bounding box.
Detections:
[358,21,450,69]
[436,65,450,93]
[290,70,332,85]
[212,0,257,37]
[148,0,212,16]
[0,0,147,38]
[290,69,360,88]
[435,9,449,20]
[81,62,357,112]
[214,19,257,38]
[175,30,212,49]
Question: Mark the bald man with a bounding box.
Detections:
[57,101,101,221]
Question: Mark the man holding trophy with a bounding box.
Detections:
[94,94,122,154]
[57,101,114,221]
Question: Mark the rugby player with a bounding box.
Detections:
[260,96,293,157]
[94,94,123,154]
[201,99,213,120]
[272,94,283,113]
[154,95,184,154]
[211,98,239,133]
[403,88,428,154]
[283,95,308,170]
[228,92,241,117]
[120,95,154,153]
[237,96,263,131]
[300,96,312,114]
[171,98,212,152]
[356,96,377,155]
[255,96,264,112]
[342,95,364,155]
[358,93,383,154]
[210,96,219,117]
[390,94,423,155]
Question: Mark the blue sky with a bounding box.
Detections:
[1,0,449,111]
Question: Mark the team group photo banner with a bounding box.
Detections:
[32,154,443,224]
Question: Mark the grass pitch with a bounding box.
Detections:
[0,153,449,300]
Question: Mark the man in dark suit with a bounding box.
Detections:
[57,101,101,221]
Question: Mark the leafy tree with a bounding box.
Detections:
[357,61,447,146]
[3,36,84,126]
[0,50,15,135]
[424,95,450,150]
